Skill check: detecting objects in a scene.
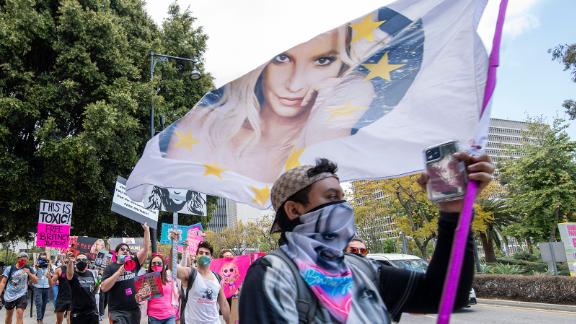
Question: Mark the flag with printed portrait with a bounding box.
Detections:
[127,0,488,208]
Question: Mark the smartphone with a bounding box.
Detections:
[423,141,467,202]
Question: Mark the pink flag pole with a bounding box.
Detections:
[436,1,509,323]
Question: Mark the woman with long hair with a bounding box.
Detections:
[165,24,377,183]
[145,254,178,324]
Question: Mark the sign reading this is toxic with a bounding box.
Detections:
[36,200,73,249]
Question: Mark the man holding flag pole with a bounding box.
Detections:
[127,0,507,322]
[239,154,493,323]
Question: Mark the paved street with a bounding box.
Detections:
[2,298,575,323]
[0,301,148,324]
[402,302,576,324]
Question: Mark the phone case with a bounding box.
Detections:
[424,141,467,202]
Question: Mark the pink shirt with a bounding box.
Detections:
[147,277,178,319]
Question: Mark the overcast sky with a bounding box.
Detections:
[144,0,576,136]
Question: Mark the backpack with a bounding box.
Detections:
[179,268,222,324]
[269,249,379,323]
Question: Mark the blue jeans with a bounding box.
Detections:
[148,315,176,324]
[52,285,59,308]
[34,287,50,320]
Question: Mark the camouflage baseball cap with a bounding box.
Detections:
[270,165,338,233]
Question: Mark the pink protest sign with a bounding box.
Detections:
[210,255,251,299]
[36,223,71,248]
[36,200,73,248]
[185,224,204,254]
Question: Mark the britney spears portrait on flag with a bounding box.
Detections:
[127,0,488,209]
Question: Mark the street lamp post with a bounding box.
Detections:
[148,51,201,253]
[149,51,200,137]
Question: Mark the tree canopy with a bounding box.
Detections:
[550,43,576,119]
[205,215,280,256]
[353,175,439,258]
[500,118,576,243]
[0,0,214,242]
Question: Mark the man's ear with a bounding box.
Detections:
[284,201,307,220]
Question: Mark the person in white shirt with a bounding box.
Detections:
[168,237,230,324]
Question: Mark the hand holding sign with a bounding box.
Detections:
[168,229,182,242]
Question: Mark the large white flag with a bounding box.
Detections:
[127,0,488,208]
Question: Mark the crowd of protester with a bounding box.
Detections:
[1,153,494,324]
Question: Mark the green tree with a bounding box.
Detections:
[550,43,576,119]
[471,181,516,263]
[353,175,439,258]
[500,118,576,244]
[205,215,280,255]
[0,0,213,241]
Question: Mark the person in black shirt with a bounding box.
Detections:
[100,223,150,324]
[52,251,73,324]
[65,254,99,324]
[239,154,494,323]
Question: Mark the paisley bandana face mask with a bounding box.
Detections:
[280,201,356,323]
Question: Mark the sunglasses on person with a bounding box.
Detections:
[349,247,369,256]
[119,246,130,252]
[76,258,88,262]
[151,261,163,266]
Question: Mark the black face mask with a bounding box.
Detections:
[76,260,87,271]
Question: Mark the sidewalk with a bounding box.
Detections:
[0,300,148,324]
[478,298,576,313]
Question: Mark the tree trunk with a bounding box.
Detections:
[414,239,427,259]
[526,238,534,255]
[550,205,560,242]
[479,232,497,263]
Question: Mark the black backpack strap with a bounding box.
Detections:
[6,265,17,282]
[1,266,17,302]
[270,250,317,323]
[344,254,378,284]
[211,271,222,299]
[180,268,198,324]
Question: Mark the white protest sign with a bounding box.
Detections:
[111,176,159,228]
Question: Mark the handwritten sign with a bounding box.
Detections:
[111,176,159,228]
[186,225,204,255]
[37,224,71,248]
[36,200,73,248]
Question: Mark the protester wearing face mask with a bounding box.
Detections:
[52,250,73,324]
[144,254,178,324]
[240,156,494,323]
[65,254,99,324]
[100,223,150,324]
[33,252,53,324]
[167,237,229,324]
[0,252,38,324]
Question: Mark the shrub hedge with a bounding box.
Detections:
[473,274,576,305]
[496,257,547,274]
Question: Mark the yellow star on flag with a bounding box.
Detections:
[203,163,225,179]
[250,185,270,206]
[363,52,405,81]
[174,130,199,151]
[351,14,384,43]
[285,148,305,171]
[328,102,368,120]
